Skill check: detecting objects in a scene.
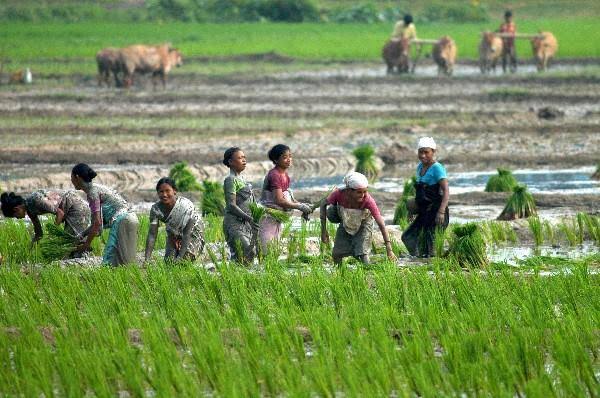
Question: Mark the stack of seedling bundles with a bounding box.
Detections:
[485,168,518,192]
[201,181,226,216]
[169,161,202,191]
[352,144,379,182]
[393,176,417,226]
[498,184,537,221]
[448,223,488,267]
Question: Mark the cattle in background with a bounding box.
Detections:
[96,48,122,87]
[479,32,503,74]
[382,38,410,74]
[432,36,457,76]
[531,32,558,72]
[118,44,183,89]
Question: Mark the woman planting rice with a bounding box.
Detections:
[1,190,90,245]
[320,171,395,265]
[145,177,204,263]
[222,147,258,264]
[401,137,449,257]
[259,144,313,252]
[71,163,139,266]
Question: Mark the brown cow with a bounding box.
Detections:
[96,48,122,87]
[432,36,457,76]
[531,32,557,72]
[118,44,183,88]
[382,38,410,74]
[479,32,503,74]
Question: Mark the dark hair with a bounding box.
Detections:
[1,192,25,217]
[156,177,177,192]
[223,147,242,167]
[71,163,97,183]
[403,14,413,25]
[504,10,512,18]
[268,144,290,163]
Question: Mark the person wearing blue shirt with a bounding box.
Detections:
[402,137,450,257]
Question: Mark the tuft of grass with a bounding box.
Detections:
[558,221,578,246]
[543,220,557,247]
[38,223,79,262]
[528,217,544,246]
[448,223,488,268]
[497,184,537,221]
[200,181,225,217]
[352,144,379,182]
[484,168,518,193]
[169,161,201,192]
[578,213,600,245]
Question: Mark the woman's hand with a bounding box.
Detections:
[296,203,312,214]
[435,211,445,225]
[385,242,397,262]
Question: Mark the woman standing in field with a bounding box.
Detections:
[1,190,90,245]
[259,144,312,253]
[320,171,395,265]
[144,177,204,263]
[222,147,258,263]
[71,163,139,266]
[401,137,449,257]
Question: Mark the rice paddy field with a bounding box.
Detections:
[1,11,600,396]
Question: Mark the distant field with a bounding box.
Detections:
[0,17,598,72]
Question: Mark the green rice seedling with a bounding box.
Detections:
[433,226,447,257]
[542,220,557,247]
[204,214,224,243]
[249,202,266,223]
[484,168,518,192]
[579,213,600,244]
[169,161,201,192]
[558,221,578,246]
[352,144,379,182]
[38,222,79,262]
[576,212,586,244]
[200,180,225,217]
[393,176,417,226]
[448,223,488,267]
[0,219,41,265]
[310,186,337,212]
[265,208,291,224]
[497,184,537,221]
[527,216,543,246]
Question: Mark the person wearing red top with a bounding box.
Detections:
[320,172,395,265]
[499,10,517,73]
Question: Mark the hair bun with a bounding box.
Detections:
[89,170,97,179]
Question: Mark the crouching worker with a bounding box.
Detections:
[320,172,396,265]
[145,177,204,263]
[401,137,449,257]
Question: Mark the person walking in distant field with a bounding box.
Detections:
[499,10,517,73]
[222,147,258,264]
[144,177,204,263]
[391,14,417,41]
[71,163,139,266]
[401,137,449,258]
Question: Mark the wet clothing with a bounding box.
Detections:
[402,162,449,257]
[25,189,90,237]
[223,171,256,262]
[82,182,138,266]
[391,21,417,41]
[326,189,381,259]
[499,21,517,72]
[259,168,293,252]
[149,196,204,261]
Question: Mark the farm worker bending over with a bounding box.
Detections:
[145,177,204,263]
[222,147,258,264]
[498,9,517,73]
[71,163,139,266]
[391,14,417,41]
[401,137,449,258]
[258,144,313,254]
[320,172,396,265]
[1,190,90,250]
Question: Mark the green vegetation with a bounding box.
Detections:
[352,144,379,182]
[485,168,518,192]
[38,223,79,261]
[528,216,543,246]
[498,184,537,221]
[393,176,417,227]
[448,223,488,267]
[488,89,533,102]
[168,161,201,192]
[200,180,225,216]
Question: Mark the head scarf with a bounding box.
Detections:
[418,136,437,150]
[343,172,369,189]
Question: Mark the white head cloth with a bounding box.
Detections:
[418,136,437,150]
[343,172,369,189]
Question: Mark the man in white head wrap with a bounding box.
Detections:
[320,171,396,265]
[401,136,450,257]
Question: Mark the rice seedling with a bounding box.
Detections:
[576,212,586,245]
[433,226,447,257]
[447,223,488,267]
[393,176,417,226]
[169,161,201,192]
[542,220,557,247]
[558,221,578,246]
[203,214,225,243]
[482,220,516,244]
[38,222,79,262]
[249,202,266,223]
[497,184,537,221]
[265,208,291,224]
[527,216,544,246]
[352,144,379,182]
[579,213,600,244]
[484,168,518,192]
[200,181,225,217]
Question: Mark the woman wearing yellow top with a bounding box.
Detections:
[391,14,417,41]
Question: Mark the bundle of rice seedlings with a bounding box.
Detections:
[200,180,225,216]
[448,223,488,268]
[169,162,201,192]
[310,186,337,212]
[38,223,79,262]
[485,168,518,192]
[249,203,266,223]
[352,144,379,181]
[393,176,417,226]
[497,184,537,221]
[527,216,543,246]
[265,208,291,223]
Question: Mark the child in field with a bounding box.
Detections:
[320,171,395,265]
[401,137,449,257]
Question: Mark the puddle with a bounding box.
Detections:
[489,243,598,266]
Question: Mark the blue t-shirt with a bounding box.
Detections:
[416,162,447,185]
